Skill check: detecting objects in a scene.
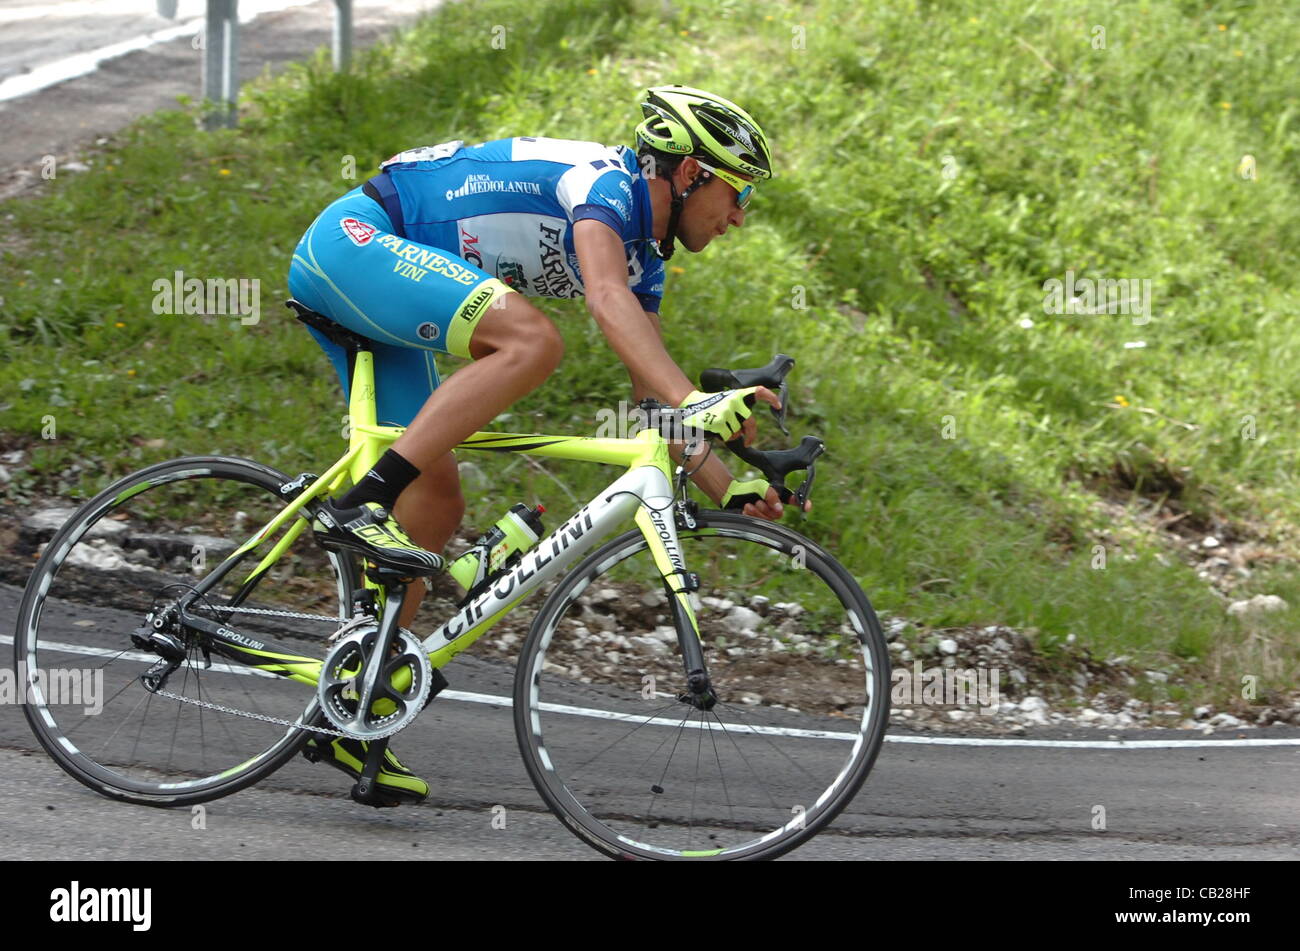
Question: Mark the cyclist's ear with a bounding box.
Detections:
[676,156,702,189]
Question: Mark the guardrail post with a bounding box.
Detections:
[333,0,354,72]
[203,0,239,130]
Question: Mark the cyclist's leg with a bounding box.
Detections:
[393,452,463,627]
[288,189,560,573]
[388,293,564,467]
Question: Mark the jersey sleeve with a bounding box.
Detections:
[555,160,635,235]
[631,248,665,313]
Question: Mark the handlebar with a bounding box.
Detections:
[636,353,826,510]
[700,353,795,436]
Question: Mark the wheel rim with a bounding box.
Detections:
[518,516,889,859]
[14,459,351,801]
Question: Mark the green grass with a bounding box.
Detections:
[2,0,1298,709]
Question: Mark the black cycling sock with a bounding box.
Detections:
[337,449,421,511]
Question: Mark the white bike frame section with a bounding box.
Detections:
[420,464,690,668]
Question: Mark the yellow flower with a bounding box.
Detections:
[968,16,979,24]
[1220,102,1231,110]
[1233,49,1243,56]
[127,369,137,377]
[114,321,125,328]
[680,29,689,36]
[219,168,232,175]
[1114,395,1129,407]
[764,14,773,20]
[670,266,686,275]
[1217,23,1227,31]
[586,68,597,75]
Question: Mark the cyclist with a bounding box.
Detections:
[288,85,807,805]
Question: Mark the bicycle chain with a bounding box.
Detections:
[150,686,354,737]
[146,606,365,738]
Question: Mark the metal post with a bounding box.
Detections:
[333,0,353,72]
[203,0,239,129]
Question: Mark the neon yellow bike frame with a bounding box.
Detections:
[219,350,702,679]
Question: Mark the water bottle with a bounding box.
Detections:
[449,503,546,595]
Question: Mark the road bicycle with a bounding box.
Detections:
[14,300,891,860]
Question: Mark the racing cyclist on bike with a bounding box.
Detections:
[288,85,807,805]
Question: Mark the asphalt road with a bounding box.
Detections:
[0,0,442,193]
[3,582,1297,861]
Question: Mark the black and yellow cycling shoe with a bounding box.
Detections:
[302,736,430,807]
[311,498,444,575]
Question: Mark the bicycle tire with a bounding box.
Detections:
[15,455,354,806]
[513,509,890,860]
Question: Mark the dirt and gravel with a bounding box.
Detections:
[4,442,1297,738]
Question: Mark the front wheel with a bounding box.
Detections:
[14,456,355,806]
[513,510,890,860]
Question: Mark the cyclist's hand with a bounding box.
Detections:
[721,478,812,521]
[678,386,781,442]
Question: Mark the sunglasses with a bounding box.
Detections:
[695,161,755,210]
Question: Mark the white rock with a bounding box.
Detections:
[1017,696,1049,725]
[1144,670,1168,683]
[0,450,22,464]
[1193,705,1212,720]
[640,589,667,608]
[1207,712,1244,729]
[650,625,678,644]
[723,606,764,635]
[629,636,668,655]
[749,595,770,613]
[991,637,1011,652]
[1227,594,1289,617]
[1201,536,1221,549]
[938,638,959,655]
[1078,709,1101,722]
[1009,669,1027,685]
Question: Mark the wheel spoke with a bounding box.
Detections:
[516,511,890,860]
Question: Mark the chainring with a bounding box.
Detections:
[317,625,432,740]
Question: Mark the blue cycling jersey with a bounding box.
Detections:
[378,136,665,312]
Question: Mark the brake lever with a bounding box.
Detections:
[772,381,790,436]
[724,434,825,510]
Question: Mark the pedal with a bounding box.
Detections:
[349,737,393,807]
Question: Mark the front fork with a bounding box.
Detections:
[637,467,715,712]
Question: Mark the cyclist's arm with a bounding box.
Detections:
[573,219,694,407]
[628,313,806,519]
[625,310,736,506]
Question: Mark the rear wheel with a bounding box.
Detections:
[14,456,354,806]
[513,510,890,860]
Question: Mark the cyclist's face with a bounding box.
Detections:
[678,162,749,252]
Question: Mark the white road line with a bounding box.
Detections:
[7,635,1298,748]
[442,689,1300,747]
[0,0,320,104]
